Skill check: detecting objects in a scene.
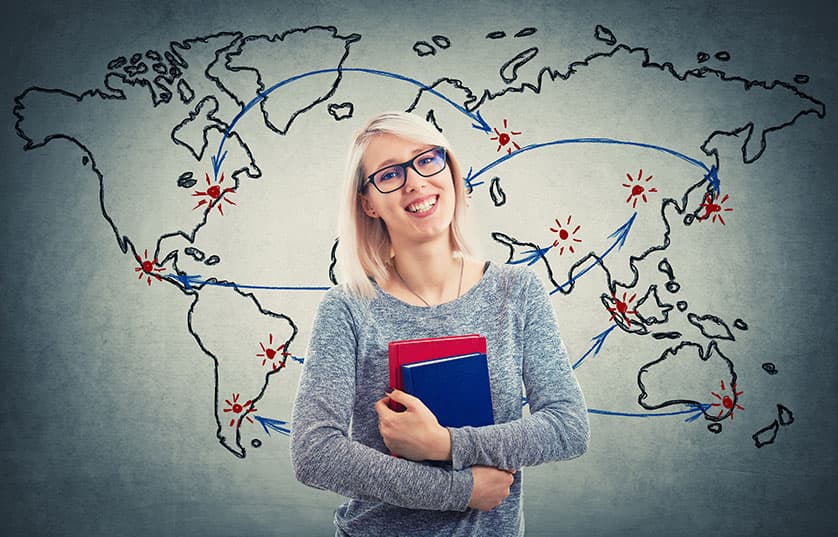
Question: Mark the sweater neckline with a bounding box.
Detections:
[371,260,494,312]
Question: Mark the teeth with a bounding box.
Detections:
[407,196,437,213]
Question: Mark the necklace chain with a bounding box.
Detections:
[393,257,464,307]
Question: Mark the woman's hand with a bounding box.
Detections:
[374,390,451,461]
[468,466,516,511]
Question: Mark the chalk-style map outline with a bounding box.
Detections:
[13,24,823,457]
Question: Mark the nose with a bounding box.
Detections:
[403,165,428,192]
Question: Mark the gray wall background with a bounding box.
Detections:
[2,1,836,535]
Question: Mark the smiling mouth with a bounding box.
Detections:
[406,195,438,213]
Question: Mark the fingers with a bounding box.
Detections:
[386,389,418,408]
[373,395,392,417]
[468,466,515,511]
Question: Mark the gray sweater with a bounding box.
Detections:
[290,261,589,536]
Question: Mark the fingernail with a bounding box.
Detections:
[385,387,393,394]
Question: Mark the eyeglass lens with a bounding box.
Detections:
[371,147,446,193]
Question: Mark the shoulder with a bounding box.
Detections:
[320,282,354,304]
[487,262,542,297]
[310,284,376,343]
[315,283,370,319]
[317,280,387,317]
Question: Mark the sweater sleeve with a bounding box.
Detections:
[447,270,590,471]
[290,288,474,511]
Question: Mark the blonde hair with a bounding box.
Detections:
[336,111,478,298]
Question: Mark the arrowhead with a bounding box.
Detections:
[507,245,550,266]
[574,325,616,369]
[704,165,720,194]
[683,403,711,423]
[464,166,475,188]
[464,166,484,190]
[471,110,492,132]
[608,212,637,251]
[521,245,553,266]
[168,272,204,289]
[211,150,228,180]
[591,325,617,355]
[253,415,291,436]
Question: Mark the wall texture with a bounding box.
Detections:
[2,1,836,535]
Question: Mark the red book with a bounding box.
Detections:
[388,334,487,411]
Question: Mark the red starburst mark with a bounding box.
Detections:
[192,172,237,215]
[622,169,658,209]
[549,215,583,255]
[256,333,291,371]
[223,393,256,427]
[489,118,522,154]
[699,192,734,225]
[607,291,639,326]
[711,380,744,419]
[134,249,166,286]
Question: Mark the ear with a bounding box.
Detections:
[360,194,379,218]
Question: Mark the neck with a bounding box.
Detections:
[390,234,460,304]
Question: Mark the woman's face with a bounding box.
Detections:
[360,133,456,248]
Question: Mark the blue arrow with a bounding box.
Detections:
[608,212,637,251]
[464,166,483,190]
[168,272,204,290]
[253,415,291,436]
[550,211,637,294]
[588,403,711,422]
[508,245,555,266]
[466,137,719,194]
[210,150,228,179]
[573,324,618,369]
[212,67,492,178]
[704,165,719,193]
[165,273,330,291]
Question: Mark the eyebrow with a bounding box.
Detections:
[369,145,436,173]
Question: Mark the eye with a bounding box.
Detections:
[376,167,402,182]
[417,149,442,166]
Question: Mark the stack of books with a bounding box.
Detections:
[388,334,495,428]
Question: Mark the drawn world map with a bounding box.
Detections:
[13,24,824,458]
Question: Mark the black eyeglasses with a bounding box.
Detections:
[360,146,448,194]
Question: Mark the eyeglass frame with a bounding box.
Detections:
[359,146,448,194]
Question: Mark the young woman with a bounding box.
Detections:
[290,111,589,536]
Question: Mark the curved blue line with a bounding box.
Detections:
[214,67,489,176]
[469,137,718,192]
[165,274,329,291]
[572,324,618,369]
[588,404,710,419]
[549,212,636,295]
[219,283,331,291]
[340,68,484,128]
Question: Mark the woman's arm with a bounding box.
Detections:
[290,288,473,511]
[446,270,590,471]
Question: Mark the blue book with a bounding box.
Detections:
[400,352,494,428]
